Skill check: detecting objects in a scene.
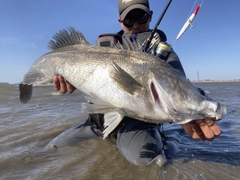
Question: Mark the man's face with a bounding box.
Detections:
[119,9,152,35]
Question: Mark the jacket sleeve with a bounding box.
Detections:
[166,50,186,77]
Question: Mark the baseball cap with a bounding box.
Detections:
[118,0,150,20]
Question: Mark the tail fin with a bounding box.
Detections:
[19,84,33,103]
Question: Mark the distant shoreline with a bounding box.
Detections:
[192,80,240,83]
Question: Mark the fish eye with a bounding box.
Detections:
[197,88,206,96]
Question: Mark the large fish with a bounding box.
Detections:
[19,27,226,138]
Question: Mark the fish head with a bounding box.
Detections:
[143,68,227,123]
[184,85,227,121]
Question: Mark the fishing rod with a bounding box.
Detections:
[142,0,172,52]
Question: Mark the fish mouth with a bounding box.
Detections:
[215,102,227,120]
[202,100,227,121]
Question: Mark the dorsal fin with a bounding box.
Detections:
[120,34,141,51]
[117,32,160,53]
[48,27,90,50]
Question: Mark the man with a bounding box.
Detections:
[50,0,221,166]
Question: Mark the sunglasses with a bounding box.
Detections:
[122,13,150,27]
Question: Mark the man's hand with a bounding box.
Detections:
[53,75,76,93]
[182,119,221,141]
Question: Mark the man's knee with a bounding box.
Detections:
[116,120,165,166]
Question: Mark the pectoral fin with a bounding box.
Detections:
[82,95,117,114]
[103,111,124,139]
[109,61,143,95]
[82,96,125,139]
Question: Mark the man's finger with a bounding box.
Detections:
[191,121,206,141]
[182,121,205,141]
[195,119,214,141]
[65,79,76,93]
[204,119,221,137]
[58,76,67,93]
[53,75,60,91]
